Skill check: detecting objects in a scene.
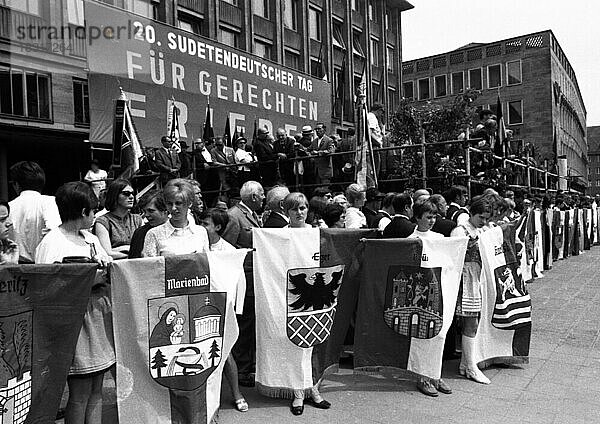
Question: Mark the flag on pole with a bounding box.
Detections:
[317,43,328,82]
[253,228,372,397]
[223,115,232,147]
[202,100,214,143]
[232,126,239,146]
[110,251,249,424]
[167,99,181,153]
[0,264,97,423]
[250,119,257,148]
[112,89,144,180]
[354,68,377,189]
[353,237,468,379]
[334,55,346,119]
[494,94,506,158]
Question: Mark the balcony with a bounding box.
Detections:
[179,0,206,14]
[351,13,364,29]
[67,25,86,58]
[284,28,301,51]
[0,5,50,51]
[219,0,242,27]
[253,15,274,40]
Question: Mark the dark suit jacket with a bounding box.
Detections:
[253,138,278,186]
[154,147,181,183]
[432,215,457,237]
[382,216,416,238]
[310,135,335,178]
[263,211,288,228]
[222,202,261,294]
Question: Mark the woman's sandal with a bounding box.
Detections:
[234,398,249,412]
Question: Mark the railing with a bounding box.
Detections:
[68,24,86,58]
[219,0,243,27]
[0,5,50,51]
[179,0,206,13]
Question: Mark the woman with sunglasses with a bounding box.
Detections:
[94,179,143,259]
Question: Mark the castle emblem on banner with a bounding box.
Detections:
[383,266,443,339]
[147,293,226,391]
[491,264,531,330]
[286,265,344,348]
[0,310,32,424]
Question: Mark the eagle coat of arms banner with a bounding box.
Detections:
[110,251,248,424]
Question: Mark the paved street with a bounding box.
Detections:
[83,246,600,423]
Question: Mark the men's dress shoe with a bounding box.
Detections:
[416,379,438,397]
[290,402,304,415]
[436,379,453,394]
[238,374,255,387]
[305,397,331,409]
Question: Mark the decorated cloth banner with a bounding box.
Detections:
[475,223,531,366]
[110,251,248,424]
[552,211,565,261]
[0,264,97,423]
[353,237,468,380]
[253,228,372,397]
[584,209,592,250]
[564,210,573,259]
[542,210,553,270]
[532,210,544,278]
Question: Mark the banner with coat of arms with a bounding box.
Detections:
[353,237,468,380]
[110,251,248,424]
[253,228,372,398]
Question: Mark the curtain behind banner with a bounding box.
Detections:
[353,237,468,380]
[110,251,248,424]
[0,264,96,423]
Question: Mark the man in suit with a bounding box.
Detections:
[310,122,335,185]
[222,180,265,387]
[154,136,181,187]
[211,136,237,192]
[263,185,291,228]
[444,185,470,225]
[429,194,457,237]
[383,192,416,238]
[274,128,296,186]
[253,127,281,188]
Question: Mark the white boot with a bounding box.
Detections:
[461,335,490,384]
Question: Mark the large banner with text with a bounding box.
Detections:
[85,0,331,146]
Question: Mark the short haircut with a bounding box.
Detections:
[479,108,493,120]
[469,195,493,216]
[382,192,396,209]
[312,186,331,198]
[91,159,100,166]
[346,183,366,204]
[161,136,170,143]
[10,161,45,192]
[392,193,413,214]
[104,178,133,212]
[266,185,290,211]
[322,203,344,227]
[198,208,229,235]
[138,190,167,212]
[413,199,437,219]
[371,103,384,112]
[55,181,98,223]
[444,185,467,203]
[240,181,263,203]
[283,192,308,212]
[164,178,195,206]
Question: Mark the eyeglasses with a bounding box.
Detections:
[120,190,135,197]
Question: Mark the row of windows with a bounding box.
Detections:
[482,101,523,125]
[0,66,90,126]
[403,61,522,101]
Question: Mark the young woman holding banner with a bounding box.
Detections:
[451,195,493,385]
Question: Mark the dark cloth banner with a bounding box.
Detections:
[0,264,96,424]
[353,237,468,379]
[552,210,564,261]
[110,251,248,424]
[253,228,373,397]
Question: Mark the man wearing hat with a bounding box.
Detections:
[253,126,280,187]
[296,125,316,185]
[310,122,335,185]
[274,128,296,186]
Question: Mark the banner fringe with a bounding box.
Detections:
[256,382,313,399]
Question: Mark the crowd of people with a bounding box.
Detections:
[1,157,598,423]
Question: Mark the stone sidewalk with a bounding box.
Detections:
[81,246,600,423]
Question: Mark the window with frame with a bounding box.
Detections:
[219,27,239,48]
[332,22,346,50]
[73,78,89,125]
[0,66,50,119]
[252,0,269,19]
[370,37,379,67]
[402,81,414,100]
[66,0,84,25]
[434,75,447,97]
[178,13,203,35]
[507,100,523,124]
[253,39,272,60]
[418,78,430,100]
[308,7,322,41]
[284,49,300,70]
[451,71,464,94]
[283,0,298,31]
[221,0,238,5]
[372,80,381,103]
[468,68,482,90]
[126,0,157,19]
[1,0,40,15]
[352,31,365,58]
[487,64,501,89]
[507,60,522,85]
[310,58,322,79]
[388,87,396,112]
[386,45,394,72]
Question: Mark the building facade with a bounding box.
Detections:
[587,126,600,196]
[0,0,412,198]
[401,30,588,191]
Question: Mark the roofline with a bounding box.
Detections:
[386,0,414,12]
